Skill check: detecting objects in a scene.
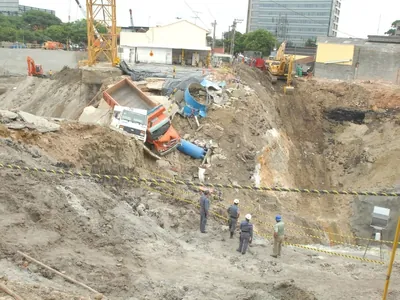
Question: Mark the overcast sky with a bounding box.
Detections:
[20,0,400,38]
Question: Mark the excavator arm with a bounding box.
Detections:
[27,56,35,76]
[275,41,286,61]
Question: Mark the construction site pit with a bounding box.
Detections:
[0,65,400,299]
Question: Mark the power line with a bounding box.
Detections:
[261,0,357,38]
[206,6,215,21]
[183,0,209,30]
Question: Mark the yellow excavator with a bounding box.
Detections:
[284,55,294,94]
[265,41,294,85]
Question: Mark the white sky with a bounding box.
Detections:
[20,0,400,38]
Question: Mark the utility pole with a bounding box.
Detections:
[222,32,225,53]
[211,20,217,52]
[230,19,243,57]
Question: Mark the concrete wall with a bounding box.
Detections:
[121,47,172,64]
[120,20,209,50]
[0,48,85,76]
[316,43,354,65]
[315,41,400,83]
[353,44,400,83]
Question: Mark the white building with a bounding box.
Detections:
[119,20,211,66]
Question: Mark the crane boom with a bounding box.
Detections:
[74,0,102,41]
[129,9,134,32]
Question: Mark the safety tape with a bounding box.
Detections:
[1,162,398,197]
[256,232,384,265]
[239,202,400,245]
[1,163,385,265]
[146,183,385,265]
[284,221,398,245]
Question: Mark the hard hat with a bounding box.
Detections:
[275,215,282,221]
[245,214,252,220]
[234,199,240,204]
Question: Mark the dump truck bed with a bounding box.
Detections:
[103,78,157,110]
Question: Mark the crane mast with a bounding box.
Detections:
[86,0,118,66]
[129,9,135,32]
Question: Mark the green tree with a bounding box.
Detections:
[385,19,400,36]
[22,10,62,30]
[0,27,17,42]
[242,29,276,56]
[44,25,67,42]
[305,38,317,47]
[214,39,223,47]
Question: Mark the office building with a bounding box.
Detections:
[246,0,341,46]
[0,0,55,16]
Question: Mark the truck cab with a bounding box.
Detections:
[111,106,148,141]
[146,105,181,155]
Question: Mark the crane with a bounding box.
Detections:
[85,0,118,66]
[74,0,102,42]
[129,9,135,32]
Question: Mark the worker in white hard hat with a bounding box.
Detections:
[237,214,253,255]
[227,199,240,239]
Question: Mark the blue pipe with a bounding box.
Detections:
[177,139,206,159]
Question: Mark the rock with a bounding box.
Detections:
[0,110,18,120]
[215,125,224,131]
[183,133,191,140]
[18,111,60,133]
[146,80,164,91]
[156,160,171,168]
[137,203,146,216]
[6,123,26,130]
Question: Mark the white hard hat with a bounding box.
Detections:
[245,214,252,220]
[234,199,240,204]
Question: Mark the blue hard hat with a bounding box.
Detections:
[275,215,282,221]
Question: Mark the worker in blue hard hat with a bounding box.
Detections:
[271,214,285,258]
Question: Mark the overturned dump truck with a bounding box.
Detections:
[103,78,181,156]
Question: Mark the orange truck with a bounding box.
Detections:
[42,41,64,50]
[103,78,181,155]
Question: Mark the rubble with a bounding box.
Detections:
[0,62,399,299]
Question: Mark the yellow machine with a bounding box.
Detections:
[284,55,295,94]
[266,41,294,84]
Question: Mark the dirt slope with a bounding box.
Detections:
[1,135,399,300]
[0,68,120,120]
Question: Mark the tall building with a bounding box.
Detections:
[0,0,55,16]
[246,0,341,46]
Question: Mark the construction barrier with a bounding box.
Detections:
[2,162,396,197]
[0,161,387,265]
[135,166,400,246]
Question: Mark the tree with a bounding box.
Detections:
[241,29,276,56]
[385,19,400,36]
[22,10,62,30]
[305,38,317,47]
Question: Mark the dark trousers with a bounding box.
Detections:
[237,232,251,254]
[200,212,207,232]
[229,217,238,233]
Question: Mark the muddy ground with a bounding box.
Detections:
[1,64,400,299]
[1,136,400,300]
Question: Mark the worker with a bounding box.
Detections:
[199,190,210,233]
[227,199,240,239]
[237,214,253,255]
[271,215,285,258]
[48,69,53,77]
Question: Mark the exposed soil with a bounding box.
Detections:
[1,64,400,299]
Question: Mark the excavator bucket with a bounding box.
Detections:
[284,86,294,95]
